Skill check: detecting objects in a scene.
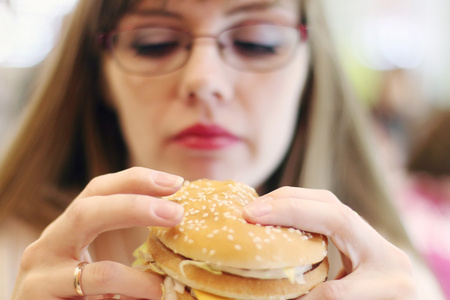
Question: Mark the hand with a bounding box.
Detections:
[243,187,416,300]
[11,167,185,300]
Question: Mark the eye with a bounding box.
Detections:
[132,41,180,58]
[233,40,277,57]
[116,28,189,59]
[224,25,286,58]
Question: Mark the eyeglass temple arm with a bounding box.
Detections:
[299,24,308,41]
[97,33,111,50]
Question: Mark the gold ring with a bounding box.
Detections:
[73,262,89,296]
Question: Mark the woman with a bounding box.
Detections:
[0,0,444,299]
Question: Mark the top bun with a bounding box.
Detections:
[150,179,328,269]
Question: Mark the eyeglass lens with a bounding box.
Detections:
[111,24,301,76]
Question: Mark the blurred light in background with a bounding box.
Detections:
[323,0,450,106]
[0,3,15,64]
[0,0,78,68]
[353,12,424,70]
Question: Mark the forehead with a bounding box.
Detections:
[135,0,298,9]
[122,0,300,27]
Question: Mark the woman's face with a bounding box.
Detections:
[102,0,309,188]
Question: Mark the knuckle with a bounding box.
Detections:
[320,189,340,203]
[125,166,143,179]
[119,194,144,219]
[84,175,104,196]
[285,197,303,216]
[394,248,414,273]
[329,203,356,235]
[90,261,119,287]
[277,186,293,195]
[314,281,348,299]
[126,166,150,182]
[66,198,90,225]
[396,275,416,297]
[282,198,304,227]
[339,204,357,221]
[19,242,41,271]
[126,167,152,190]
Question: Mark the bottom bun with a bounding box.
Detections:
[148,235,328,300]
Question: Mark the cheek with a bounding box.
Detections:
[258,82,301,165]
[238,53,307,186]
[249,73,303,151]
[102,60,176,164]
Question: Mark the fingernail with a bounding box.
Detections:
[153,172,184,188]
[152,201,184,221]
[244,201,273,218]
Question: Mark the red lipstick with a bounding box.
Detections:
[172,124,240,150]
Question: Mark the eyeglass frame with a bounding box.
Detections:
[98,23,308,76]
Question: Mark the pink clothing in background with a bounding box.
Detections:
[397,178,450,299]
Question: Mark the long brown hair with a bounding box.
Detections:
[0,0,412,249]
[0,0,140,228]
[407,108,450,176]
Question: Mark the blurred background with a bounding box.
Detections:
[0,0,449,296]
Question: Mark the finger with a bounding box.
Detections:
[298,274,415,300]
[42,194,184,254]
[244,196,384,266]
[51,261,162,299]
[83,262,162,299]
[78,167,184,199]
[260,186,341,204]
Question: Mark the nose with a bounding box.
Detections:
[177,39,234,106]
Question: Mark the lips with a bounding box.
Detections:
[171,124,240,150]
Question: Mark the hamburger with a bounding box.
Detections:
[134,179,329,300]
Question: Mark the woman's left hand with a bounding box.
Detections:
[243,187,416,300]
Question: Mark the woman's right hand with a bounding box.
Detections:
[11,167,185,300]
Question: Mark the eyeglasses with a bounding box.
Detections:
[100,24,307,76]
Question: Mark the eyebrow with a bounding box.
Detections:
[225,0,278,15]
[130,9,182,19]
[130,0,279,18]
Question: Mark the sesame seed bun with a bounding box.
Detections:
[148,179,329,299]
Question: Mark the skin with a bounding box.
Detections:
[102,0,308,188]
[11,0,416,299]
